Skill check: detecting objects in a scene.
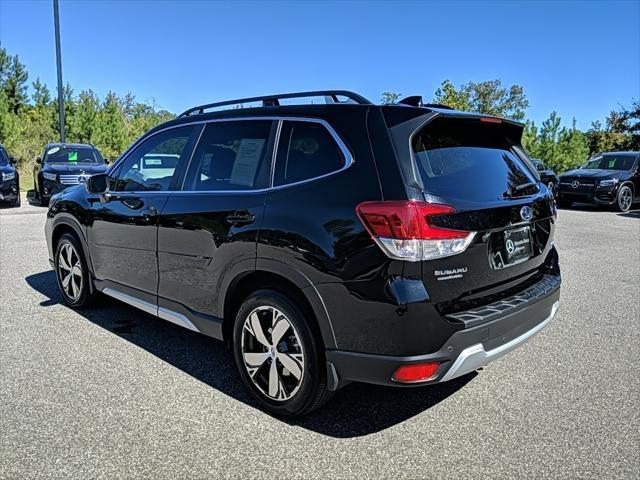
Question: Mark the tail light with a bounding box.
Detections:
[356,201,475,261]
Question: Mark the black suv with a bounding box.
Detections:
[0,144,20,207]
[557,152,639,212]
[34,143,108,206]
[44,91,561,416]
[531,158,559,194]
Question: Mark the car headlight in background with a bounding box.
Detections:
[43,172,57,181]
[1,172,16,181]
[598,178,618,187]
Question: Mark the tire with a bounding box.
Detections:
[54,233,95,308]
[558,199,572,209]
[615,185,633,212]
[232,289,333,416]
[11,183,20,207]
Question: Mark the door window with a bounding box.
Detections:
[114,126,197,191]
[184,121,273,191]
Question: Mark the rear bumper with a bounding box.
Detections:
[326,278,560,389]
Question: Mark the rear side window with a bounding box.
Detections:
[184,121,272,191]
[274,121,346,186]
[412,118,537,202]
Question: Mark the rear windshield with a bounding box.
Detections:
[411,118,537,202]
[45,145,104,164]
[583,154,636,171]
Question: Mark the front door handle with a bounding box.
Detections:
[226,210,255,226]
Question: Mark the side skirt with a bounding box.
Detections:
[98,283,223,339]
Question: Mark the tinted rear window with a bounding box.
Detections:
[412,118,536,202]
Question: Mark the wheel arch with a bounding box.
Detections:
[50,215,96,293]
[222,259,337,350]
[619,180,635,195]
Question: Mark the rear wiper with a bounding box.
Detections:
[514,181,538,192]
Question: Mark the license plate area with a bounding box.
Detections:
[489,226,533,269]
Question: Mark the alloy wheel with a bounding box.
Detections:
[241,306,305,401]
[58,243,83,301]
[619,186,632,212]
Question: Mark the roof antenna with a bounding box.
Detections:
[398,95,423,107]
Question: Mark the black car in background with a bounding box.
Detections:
[34,143,108,206]
[531,158,559,194]
[44,90,560,416]
[557,151,640,212]
[0,143,20,207]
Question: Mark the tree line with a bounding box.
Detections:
[385,80,638,173]
[0,44,174,170]
[1,43,638,177]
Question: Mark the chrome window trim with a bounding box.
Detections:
[108,116,354,195]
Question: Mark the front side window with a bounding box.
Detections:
[0,146,8,166]
[274,121,346,186]
[114,126,196,192]
[184,121,273,191]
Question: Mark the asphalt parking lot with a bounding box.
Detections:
[1,196,638,479]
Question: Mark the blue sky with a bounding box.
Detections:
[1,0,638,130]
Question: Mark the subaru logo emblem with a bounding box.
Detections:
[571,180,579,189]
[520,206,533,222]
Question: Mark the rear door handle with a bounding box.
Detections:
[226,211,255,226]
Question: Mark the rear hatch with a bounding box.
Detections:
[385,112,557,319]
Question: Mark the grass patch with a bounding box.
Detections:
[19,171,34,193]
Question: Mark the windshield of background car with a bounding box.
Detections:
[0,147,9,166]
[44,146,104,164]
[584,154,636,171]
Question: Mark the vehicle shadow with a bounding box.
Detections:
[26,189,45,207]
[25,269,475,438]
[617,209,640,219]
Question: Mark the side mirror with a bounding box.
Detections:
[9,156,17,165]
[86,173,108,194]
[36,157,42,165]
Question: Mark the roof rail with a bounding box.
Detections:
[178,90,372,117]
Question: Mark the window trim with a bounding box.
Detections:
[108,116,354,195]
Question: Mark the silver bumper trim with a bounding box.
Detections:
[441,301,559,382]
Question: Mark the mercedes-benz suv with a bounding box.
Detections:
[34,143,108,206]
[44,90,561,416]
[557,151,639,211]
[0,143,20,207]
